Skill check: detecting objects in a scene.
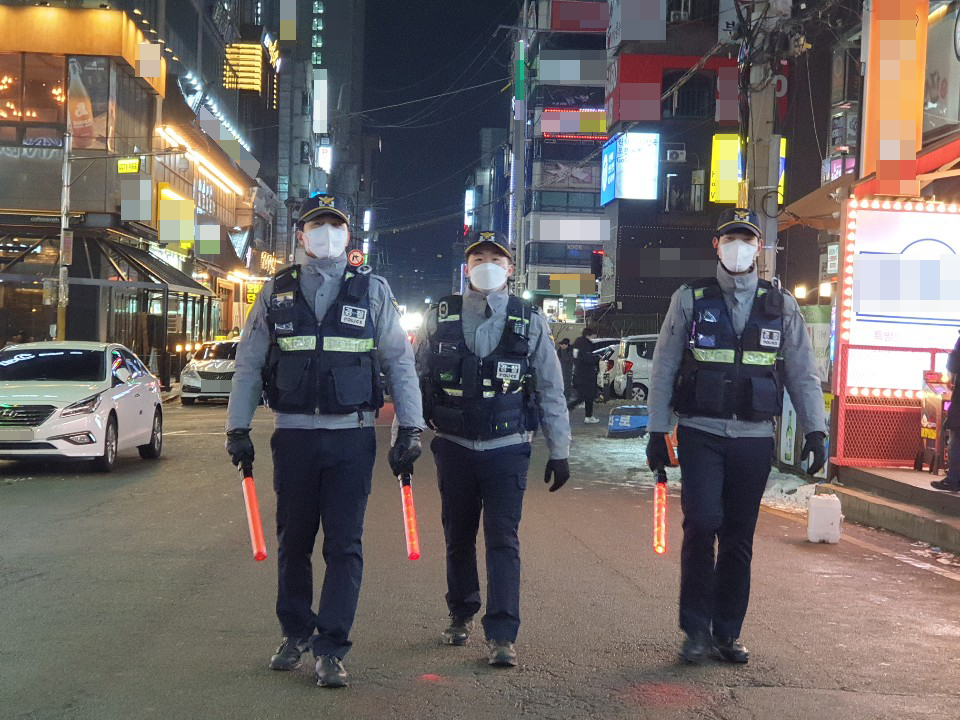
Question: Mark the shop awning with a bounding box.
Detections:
[98,239,214,296]
[853,126,960,199]
[778,173,857,234]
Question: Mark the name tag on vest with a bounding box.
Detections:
[341,305,368,328]
[760,329,781,348]
[496,362,522,381]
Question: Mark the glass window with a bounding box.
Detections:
[662,69,715,119]
[0,53,21,121]
[120,349,144,377]
[23,54,64,124]
[312,33,323,48]
[197,341,238,360]
[568,192,595,208]
[23,126,61,147]
[540,191,566,207]
[312,51,322,66]
[0,348,105,382]
[313,0,324,12]
[0,126,17,144]
[312,17,323,30]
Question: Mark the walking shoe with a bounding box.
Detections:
[268,636,312,671]
[316,655,349,688]
[931,479,960,492]
[487,640,518,667]
[442,617,473,646]
[713,637,750,664]
[678,634,712,664]
[584,416,600,424]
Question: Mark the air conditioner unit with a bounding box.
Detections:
[670,10,690,22]
[665,149,687,163]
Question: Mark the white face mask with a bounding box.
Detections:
[718,238,758,274]
[468,262,508,291]
[303,224,348,259]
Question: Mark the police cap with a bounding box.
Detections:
[298,194,349,227]
[716,208,762,239]
[464,231,513,262]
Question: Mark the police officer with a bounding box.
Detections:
[414,232,571,667]
[225,194,424,688]
[931,330,960,491]
[645,208,827,664]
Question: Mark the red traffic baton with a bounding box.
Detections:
[653,468,668,555]
[398,472,421,561]
[239,463,267,562]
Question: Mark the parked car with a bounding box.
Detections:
[180,340,239,405]
[608,334,658,402]
[0,341,163,471]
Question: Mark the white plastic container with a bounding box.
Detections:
[807,493,842,544]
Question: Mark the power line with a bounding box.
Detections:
[333,77,511,119]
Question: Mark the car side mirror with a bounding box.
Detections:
[114,367,131,386]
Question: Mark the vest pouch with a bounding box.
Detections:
[331,361,374,408]
[431,351,461,383]
[274,354,313,407]
[693,368,729,416]
[460,355,482,398]
[744,374,782,421]
[430,403,467,436]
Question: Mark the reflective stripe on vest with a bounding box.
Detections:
[278,335,317,351]
[742,351,778,366]
[438,314,461,322]
[323,337,376,352]
[442,388,496,398]
[691,348,736,363]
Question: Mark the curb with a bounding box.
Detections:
[815,483,960,554]
[162,385,181,404]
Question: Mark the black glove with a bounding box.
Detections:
[646,432,671,471]
[543,458,570,492]
[389,426,422,476]
[800,431,827,479]
[225,428,254,468]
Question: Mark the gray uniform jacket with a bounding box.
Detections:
[647,263,827,439]
[413,285,571,460]
[226,254,424,432]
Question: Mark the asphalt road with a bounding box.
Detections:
[2,401,959,720]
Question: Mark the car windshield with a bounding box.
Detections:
[196,343,237,360]
[0,348,105,382]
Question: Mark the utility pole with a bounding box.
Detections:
[510,2,528,291]
[57,132,72,341]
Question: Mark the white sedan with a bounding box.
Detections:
[180,340,238,404]
[0,341,163,472]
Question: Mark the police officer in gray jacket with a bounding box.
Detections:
[414,233,571,668]
[645,208,827,665]
[225,195,424,688]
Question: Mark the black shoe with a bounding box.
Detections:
[678,634,711,664]
[268,636,311,671]
[442,617,473,646]
[316,655,349,688]
[931,479,960,492]
[713,637,750,663]
[487,640,518,667]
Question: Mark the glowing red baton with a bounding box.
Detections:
[654,468,668,555]
[240,463,268,562]
[398,473,421,561]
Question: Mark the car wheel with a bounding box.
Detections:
[93,415,118,473]
[181,396,196,406]
[138,408,163,459]
[631,384,648,403]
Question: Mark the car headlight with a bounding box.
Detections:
[61,392,103,418]
[181,365,199,378]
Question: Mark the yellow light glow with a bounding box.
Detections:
[175,344,183,352]
[794,285,807,299]
[160,187,186,202]
[819,282,832,298]
[160,125,245,195]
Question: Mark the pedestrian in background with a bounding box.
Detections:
[645,208,827,664]
[556,337,574,396]
[931,330,960,492]
[415,232,571,668]
[224,194,424,688]
[568,326,601,423]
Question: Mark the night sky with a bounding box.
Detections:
[363,0,520,308]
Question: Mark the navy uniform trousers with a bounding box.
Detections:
[431,436,531,643]
[676,425,774,640]
[271,427,375,659]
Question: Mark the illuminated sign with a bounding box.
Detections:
[263,35,280,71]
[117,157,141,174]
[600,132,660,205]
[778,137,787,204]
[710,133,741,203]
[313,69,328,134]
[464,188,475,232]
[540,108,607,135]
[316,143,332,173]
[225,42,263,92]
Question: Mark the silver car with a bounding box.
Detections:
[180,340,239,405]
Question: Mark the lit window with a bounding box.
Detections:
[313,17,323,31]
[312,52,322,67]
[313,1,324,13]
[312,34,323,48]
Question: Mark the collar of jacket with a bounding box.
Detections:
[301,254,348,279]
[716,261,758,302]
[463,284,509,317]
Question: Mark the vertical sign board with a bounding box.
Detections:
[312,69,328,134]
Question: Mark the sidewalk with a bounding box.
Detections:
[161,382,181,404]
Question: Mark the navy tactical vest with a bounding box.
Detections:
[424,294,540,440]
[672,277,785,421]
[263,264,383,416]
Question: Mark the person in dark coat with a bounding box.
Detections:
[556,338,574,396]
[932,331,960,491]
[567,327,601,423]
